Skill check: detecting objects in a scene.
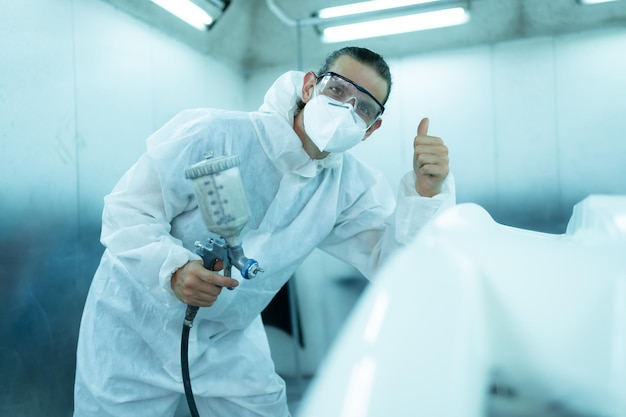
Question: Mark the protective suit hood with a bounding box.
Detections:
[258,71,342,170]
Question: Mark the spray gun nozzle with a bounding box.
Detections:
[243,261,264,279]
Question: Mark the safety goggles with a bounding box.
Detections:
[315,72,385,129]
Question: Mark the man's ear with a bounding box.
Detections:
[363,118,383,141]
[301,71,317,104]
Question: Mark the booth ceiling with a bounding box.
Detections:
[104,0,626,71]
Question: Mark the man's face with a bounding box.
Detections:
[327,55,388,110]
[297,55,389,150]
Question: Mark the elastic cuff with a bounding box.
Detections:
[158,247,201,306]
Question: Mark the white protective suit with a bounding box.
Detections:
[73,71,455,417]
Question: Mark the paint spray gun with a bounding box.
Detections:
[181,152,263,417]
[184,152,263,320]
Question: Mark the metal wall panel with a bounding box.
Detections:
[0,1,247,416]
[1,0,79,414]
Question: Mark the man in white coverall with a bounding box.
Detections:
[73,47,455,416]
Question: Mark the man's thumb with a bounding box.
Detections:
[417,117,430,136]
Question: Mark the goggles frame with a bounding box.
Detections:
[315,71,385,128]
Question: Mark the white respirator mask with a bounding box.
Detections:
[303,93,367,153]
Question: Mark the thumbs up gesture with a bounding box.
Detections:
[413,118,449,197]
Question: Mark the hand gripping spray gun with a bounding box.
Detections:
[182,152,263,417]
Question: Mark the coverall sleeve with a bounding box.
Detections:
[100,139,201,307]
[393,171,456,245]
[319,171,456,280]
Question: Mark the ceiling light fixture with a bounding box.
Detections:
[150,0,230,31]
[318,0,451,19]
[320,6,470,43]
[312,0,471,43]
[578,0,620,4]
[266,0,470,42]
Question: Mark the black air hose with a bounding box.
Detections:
[182,305,201,417]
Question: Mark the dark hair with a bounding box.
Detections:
[295,47,392,114]
[318,47,392,102]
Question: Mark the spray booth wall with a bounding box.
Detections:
[0,0,245,415]
[2,0,626,416]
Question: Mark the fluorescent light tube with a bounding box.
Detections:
[318,0,441,18]
[321,7,470,43]
[579,0,619,3]
[150,0,214,30]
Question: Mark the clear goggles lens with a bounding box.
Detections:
[315,72,385,128]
